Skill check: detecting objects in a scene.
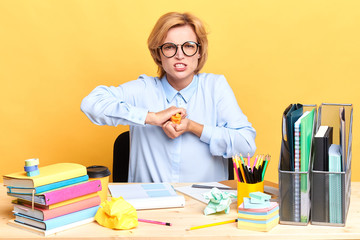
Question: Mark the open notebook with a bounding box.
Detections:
[108,183,185,210]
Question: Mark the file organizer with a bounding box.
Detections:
[311,103,352,226]
[278,104,317,225]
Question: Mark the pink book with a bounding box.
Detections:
[13,195,101,220]
[8,180,102,206]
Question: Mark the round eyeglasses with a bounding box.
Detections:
[158,41,201,58]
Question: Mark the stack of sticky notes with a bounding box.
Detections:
[237,191,279,232]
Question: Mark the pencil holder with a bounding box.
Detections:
[237,181,264,207]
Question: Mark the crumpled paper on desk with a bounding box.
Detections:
[203,188,237,215]
[95,197,138,230]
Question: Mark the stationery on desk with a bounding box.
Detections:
[3,163,87,188]
[299,108,315,223]
[279,104,316,224]
[7,180,102,205]
[293,112,303,222]
[3,162,102,236]
[312,125,333,223]
[279,103,352,226]
[313,126,333,172]
[282,103,303,171]
[6,175,89,194]
[174,182,237,204]
[328,144,343,224]
[232,154,271,184]
[14,192,100,210]
[186,219,237,231]
[311,104,349,225]
[339,106,346,171]
[108,182,185,210]
[237,192,279,232]
[11,205,99,231]
[12,195,101,221]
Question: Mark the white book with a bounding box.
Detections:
[174,182,237,204]
[8,218,94,237]
[108,183,185,210]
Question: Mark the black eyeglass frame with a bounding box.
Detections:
[158,41,201,58]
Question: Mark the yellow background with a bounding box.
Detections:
[1,0,359,183]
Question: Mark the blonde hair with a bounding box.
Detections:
[148,12,208,79]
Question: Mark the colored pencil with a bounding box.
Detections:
[138,218,172,226]
[231,154,271,183]
[191,184,236,190]
[186,219,237,231]
[239,154,245,164]
[262,155,271,181]
[239,160,247,183]
[252,155,258,172]
[232,158,241,182]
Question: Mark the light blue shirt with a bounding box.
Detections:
[81,73,256,182]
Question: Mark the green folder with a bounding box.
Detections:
[300,108,315,222]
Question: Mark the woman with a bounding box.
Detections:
[81,12,256,182]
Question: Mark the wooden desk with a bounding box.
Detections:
[1,182,360,239]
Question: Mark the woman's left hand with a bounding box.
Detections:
[162,118,204,139]
[162,118,190,139]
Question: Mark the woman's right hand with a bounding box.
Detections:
[145,106,186,126]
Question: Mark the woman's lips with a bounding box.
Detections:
[174,63,186,71]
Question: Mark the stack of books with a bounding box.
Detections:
[237,192,279,232]
[3,163,102,236]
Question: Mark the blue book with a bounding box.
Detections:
[7,175,89,194]
[13,205,99,230]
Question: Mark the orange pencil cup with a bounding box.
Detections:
[237,181,264,207]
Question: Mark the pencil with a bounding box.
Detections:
[186,219,237,231]
[261,155,271,181]
[239,154,245,164]
[256,154,263,169]
[239,159,247,183]
[252,155,258,172]
[232,158,241,182]
[191,184,236,190]
[138,218,172,226]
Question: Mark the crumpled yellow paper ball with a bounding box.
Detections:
[95,197,138,229]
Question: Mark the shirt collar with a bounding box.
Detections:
[161,75,198,103]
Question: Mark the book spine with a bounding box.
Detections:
[43,195,101,220]
[35,175,89,194]
[43,180,102,205]
[45,206,99,230]
[34,163,88,187]
[6,175,89,195]
[15,206,99,230]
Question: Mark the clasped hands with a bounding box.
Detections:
[146,106,202,139]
